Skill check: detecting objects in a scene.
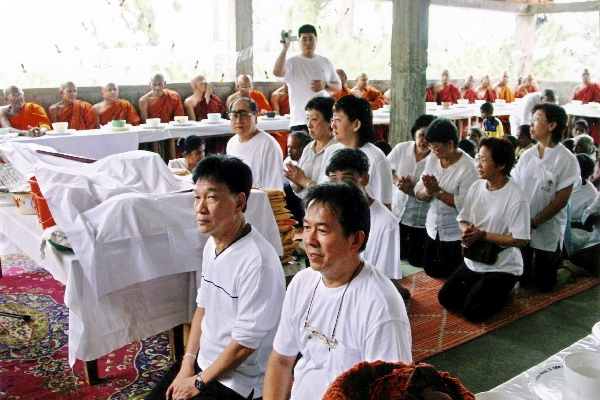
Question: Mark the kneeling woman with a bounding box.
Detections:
[438,138,530,322]
[168,135,206,173]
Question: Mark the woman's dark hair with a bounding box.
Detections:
[576,153,595,183]
[333,95,374,147]
[177,135,205,154]
[425,118,459,147]
[505,135,518,149]
[303,182,370,251]
[480,137,515,176]
[192,155,252,212]
[563,138,575,153]
[458,139,477,158]
[373,140,392,156]
[305,96,335,122]
[517,124,531,138]
[410,114,437,139]
[531,103,567,144]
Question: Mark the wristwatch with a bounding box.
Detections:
[434,189,445,199]
[325,82,330,90]
[195,373,206,392]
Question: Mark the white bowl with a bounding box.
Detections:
[426,102,438,108]
[571,100,583,106]
[563,352,600,400]
[382,104,391,111]
[495,99,506,104]
[457,99,469,105]
[174,116,189,124]
[51,122,68,133]
[475,392,523,400]
[146,118,161,127]
[0,128,9,135]
[207,113,221,123]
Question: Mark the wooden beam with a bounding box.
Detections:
[529,1,600,14]
[430,0,527,13]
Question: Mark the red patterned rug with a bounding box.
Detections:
[399,271,600,361]
[0,254,172,399]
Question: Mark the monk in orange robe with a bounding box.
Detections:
[270,83,290,116]
[515,73,540,98]
[225,74,272,115]
[183,75,225,121]
[475,75,497,103]
[93,83,140,126]
[332,69,352,100]
[425,88,434,102]
[433,69,461,104]
[48,82,97,130]
[138,73,185,123]
[460,75,476,103]
[351,72,385,110]
[0,86,50,136]
[493,71,515,103]
[570,68,600,143]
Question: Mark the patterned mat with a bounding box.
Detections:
[398,271,600,361]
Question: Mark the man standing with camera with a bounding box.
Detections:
[273,24,340,132]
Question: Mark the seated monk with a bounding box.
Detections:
[332,69,352,100]
[460,75,476,103]
[270,83,290,116]
[183,75,225,121]
[515,73,540,98]
[0,86,50,137]
[49,81,97,130]
[225,74,271,115]
[425,87,434,102]
[138,73,185,123]
[571,68,600,104]
[93,82,140,126]
[433,69,461,104]
[475,74,497,103]
[493,71,515,103]
[351,72,385,110]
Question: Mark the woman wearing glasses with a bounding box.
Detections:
[415,118,478,278]
[438,138,530,322]
[168,135,206,173]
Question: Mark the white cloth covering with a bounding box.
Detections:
[457,179,531,275]
[227,130,284,190]
[414,149,478,241]
[196,228,285,398]
[362,199,401,279]
[272,262,412,400]
[283,54,340,127]
[570,182,600,252]
[512,143,580,251]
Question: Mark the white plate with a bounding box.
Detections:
[283,114,291,119]
[168,121,197,127]
[140,123,167,129]
[106,124,132,132]
[528,362,578,400]
[200,119,229,124]
[260,116,284,120]
[475,392,524,400]
[456,105,469,108]
[0,132,19,138]
[46,129,76,135]
[592,321,600,342]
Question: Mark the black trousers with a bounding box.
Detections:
[423,233,463,278]
[438,263,519,322]
[520,244,562,292]
[399,223,427,268]
[145,358,257,400]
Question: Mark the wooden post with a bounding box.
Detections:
[390,0,430,146]
[514,13,536,81]
[233,0,253,77]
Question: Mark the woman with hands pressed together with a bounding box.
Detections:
[438,138,530,322]
[415,118,478,278]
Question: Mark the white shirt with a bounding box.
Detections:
[227,130,284,190]
[272,263,412,400]
[512,143,580,251]
[167,157,188,170]
[319,142,394,205]
[570,182,600,252]
[362,199,401,279]
[457,179,531,275]
[295,137,337,198]
[509,92,544,134]
[197,228,286,398]
[414,149,478,241]
[387,141,431,227]
[283,54,340,127]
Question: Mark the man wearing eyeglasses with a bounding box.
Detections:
[226,97,284,190]
[0,85,51,137]
[273,24,341,131]
[263,182,412,400]
[138,73,185,124]
[225,75,272,116]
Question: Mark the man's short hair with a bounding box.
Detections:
[303,182,370,252]
[425,118,459,147]
[574,134,596,155]
[305,96,335,122]
[410,114,437,139]
[573,118,589,131]
[298,24,317,37]
[229,97,259,115]
[541,88,557,103]
[333,95,374,147]
[458,139,477,158]
[576,153,596,181]
[373,140,392,156]
[480,102,494,114]
[480,137,515,176]
[290,130,313,147]
[531,103,567,143]
[192,155,252,212]
[325,148,370,177]
[517,124,531,138]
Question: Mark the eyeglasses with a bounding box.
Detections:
[8,92,24,98]
[228,111,255,119]
[475,156,491,165]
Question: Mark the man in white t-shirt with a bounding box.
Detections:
[226,97,284,190]
[273,24,341,131]
[509,88,556,135]
[263,182,411,400]
[147,155,285,400]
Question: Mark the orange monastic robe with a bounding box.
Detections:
[515,86,538,99]
[250,90,272,112]
[58,100,96,130]
[436,84,461,104]
[99,99,140,126]
[426,88,435,102]
[362,86,385,110]
[332,85,352,100]
[462,89,476,104]
[7,103,51,130]
[573,84,600,104]
[278,94,290,116]
[476,88,496,103]
[497,85,515,103]
[148,89,185,123]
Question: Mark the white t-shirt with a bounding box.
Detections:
[295,137,337,198]
[414,149,478,241]
[319,142,394,205]
[283,54,340,127]
[272,263,412,400]
[509,92,543,134]
[387,141,431,227]
[196,227,286,398]
[226,130,284,190]
[362,199,401,279]
[512,143,580,251]
[457,179,531,275]
[570,182,600,252]
[167,158,188,170]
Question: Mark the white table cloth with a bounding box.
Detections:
[563,103,600,119]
